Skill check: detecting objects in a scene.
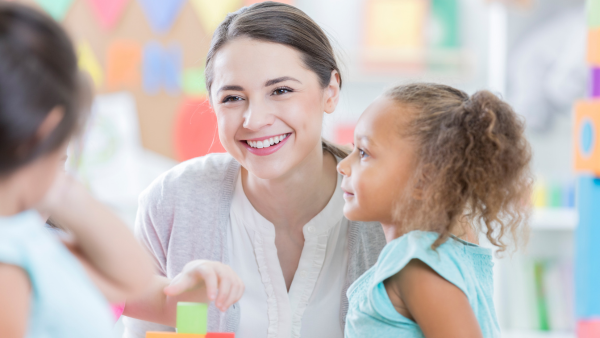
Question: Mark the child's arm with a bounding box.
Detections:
[124,260,244,327]
[0,264,30,338]
[60,235,127,304]
[46,175,154,301]
[384,259,483,338]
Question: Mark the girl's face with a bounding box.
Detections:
[210,38,340,179]
[337,98,418,225]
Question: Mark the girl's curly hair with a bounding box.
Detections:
[386,83,533,252]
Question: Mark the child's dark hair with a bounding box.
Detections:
[0,3,85,175]
[387,83,532,252]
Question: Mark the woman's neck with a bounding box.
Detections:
[242,142,338,230]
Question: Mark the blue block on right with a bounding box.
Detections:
[576,176,600,318]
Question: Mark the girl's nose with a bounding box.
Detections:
[337,156,351,176]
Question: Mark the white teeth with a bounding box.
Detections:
[247,133,289,149]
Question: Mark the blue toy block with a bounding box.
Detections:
[576,176,600,318]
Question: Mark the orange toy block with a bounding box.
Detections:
[106,40,142,90]
[574,100,600,175]
[146,333,204,338]
[588,28,600,66]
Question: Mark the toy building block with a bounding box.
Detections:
[575,176,600,318]
[177,302,208,334]
[592,68,600,98]
[146,333,204,338]
[574,100,600,175]
[589,28,600,66]
[146,302,234,338]
[578,318,600,338]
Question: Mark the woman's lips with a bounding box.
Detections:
[241,133,292,156]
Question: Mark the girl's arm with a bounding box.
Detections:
[47,175,154,300]
[0,264,30,338]
[60,235,127,303]
[124,260,244,327]
[384,259,483,338]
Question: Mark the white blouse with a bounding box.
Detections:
[227,169,349,338]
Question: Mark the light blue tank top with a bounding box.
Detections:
[345,230,501,338]
[0,210,113,338]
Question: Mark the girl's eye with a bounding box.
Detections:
[272,87,293,96]
[222,96,243,103]
[358,149,368,159]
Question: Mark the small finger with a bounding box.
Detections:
[224,282,242,310]
[201,267,218,302]
[216,276,232,311]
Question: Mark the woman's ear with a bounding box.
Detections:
[324,70,341,114]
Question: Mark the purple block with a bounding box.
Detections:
[592,68,600,98]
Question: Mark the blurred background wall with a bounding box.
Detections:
[4,0,590,337]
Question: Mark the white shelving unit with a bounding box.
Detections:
[498,208,577,338]
[503,330,575,338]
[529,209,577,231]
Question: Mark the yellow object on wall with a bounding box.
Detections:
[190,0,242,34]
[77,41,103,88]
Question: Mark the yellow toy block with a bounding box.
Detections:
[146,332,204,338]
[574,100,600,175]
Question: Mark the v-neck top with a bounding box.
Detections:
[228,169,349,338]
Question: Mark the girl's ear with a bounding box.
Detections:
[36,106,65,142]
[324,70,341,114]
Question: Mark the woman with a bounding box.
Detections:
[123,2,385,338]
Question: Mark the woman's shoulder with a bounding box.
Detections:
[140,153,239,205]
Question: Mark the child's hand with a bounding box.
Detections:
[163,260,244,312]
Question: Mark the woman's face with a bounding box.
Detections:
[210,38,340,179]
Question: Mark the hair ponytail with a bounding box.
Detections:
[385,83,532,252]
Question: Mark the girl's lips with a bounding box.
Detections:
[342,189,354,198]
[241,133,291,156]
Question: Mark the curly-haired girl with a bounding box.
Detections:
[338,83,532,338]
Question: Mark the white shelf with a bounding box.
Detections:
[503,330,574,338]
[529,208,577,231]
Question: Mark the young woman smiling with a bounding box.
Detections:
[123,3,385,338]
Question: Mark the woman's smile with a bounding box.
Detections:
[240,132,293,156]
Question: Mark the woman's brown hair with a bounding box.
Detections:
[387,83,533,252]
[204,1,349,158]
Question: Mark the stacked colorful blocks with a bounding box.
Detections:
[574,1,600,337]
[146,302,234,338]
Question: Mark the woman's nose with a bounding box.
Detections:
[243,100,275,131]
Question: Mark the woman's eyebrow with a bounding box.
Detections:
[265,76,301,87]
[217,85,244,94]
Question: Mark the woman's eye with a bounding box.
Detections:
[272,87,292,95]
[222,96,243,103]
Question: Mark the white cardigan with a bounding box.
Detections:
[123,153,386,337]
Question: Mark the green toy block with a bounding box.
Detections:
[176,302,208,334]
